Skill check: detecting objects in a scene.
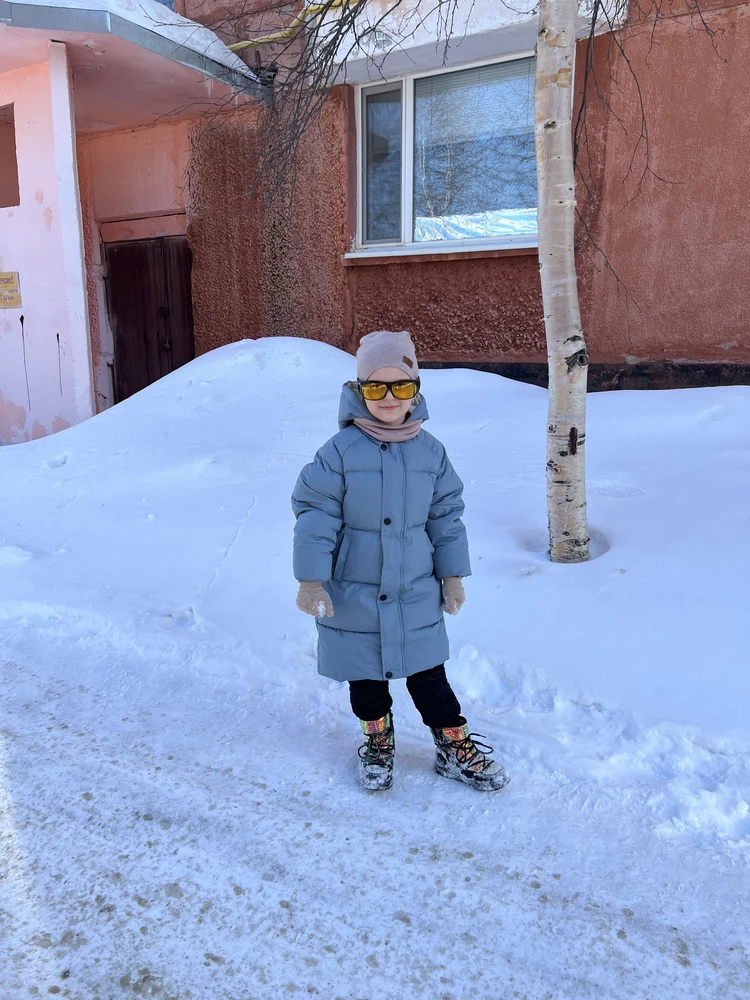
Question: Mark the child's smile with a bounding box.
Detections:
[363,366,415,424]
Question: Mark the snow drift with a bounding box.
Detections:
[0,338,748,998]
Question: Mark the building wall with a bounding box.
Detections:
[187,95,353,356]
[346,253,545,361]
[0,44,93,444]
[186,90,545,362]
[82,122,190,222]
[185,106,263,355]
[578,3,750,364]
[184,4,750,374]
[77,119,191,408]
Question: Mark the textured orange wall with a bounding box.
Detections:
[181,0,285,51]
[347,254,545,361]
[186,106,263,354]
[255,93,353,351]
[185,5,750,367]
[576,4,750,363]
[187,92,353,355]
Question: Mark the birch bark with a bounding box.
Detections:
[535,0,590,563]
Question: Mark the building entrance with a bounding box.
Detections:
[104,235,195,402]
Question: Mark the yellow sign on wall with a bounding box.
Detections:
[0,272,22,309]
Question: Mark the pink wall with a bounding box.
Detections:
[77,120,191,409]
[0,44,93,444]
[83,121,190,222]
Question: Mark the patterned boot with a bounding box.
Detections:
[430,723,510,792]
[358,713,395,791]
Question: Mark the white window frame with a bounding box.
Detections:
[348,51,538,260]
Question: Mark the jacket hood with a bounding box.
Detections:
[337,381,430,430]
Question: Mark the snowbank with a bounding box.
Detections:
[0,337,748,998]
[2,337,747,735]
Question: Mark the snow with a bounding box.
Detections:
[21,0,256,76]
[0,336,748,998]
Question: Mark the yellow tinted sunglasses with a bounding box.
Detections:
[357,378,420,401]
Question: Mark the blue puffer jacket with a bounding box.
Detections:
[291,383,471,682]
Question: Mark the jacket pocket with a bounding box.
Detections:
[405,530,436,582]
[332,531,353,581]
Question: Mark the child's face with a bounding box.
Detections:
[363,367,415,425]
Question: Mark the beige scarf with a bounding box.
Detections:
[353,414,423,443]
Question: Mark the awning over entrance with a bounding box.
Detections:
[0,0,266,131]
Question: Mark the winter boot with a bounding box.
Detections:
[430,723,510,792]
[358,713,395,791]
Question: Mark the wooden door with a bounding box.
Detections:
[104,236,195,402]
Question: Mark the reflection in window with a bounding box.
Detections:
[364,87,402,242]
[0,104,20,209]
[413,59,537,242]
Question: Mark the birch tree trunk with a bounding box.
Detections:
[535,0,590,563]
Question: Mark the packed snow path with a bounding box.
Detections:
[1,651,748,999]
[1,339,748,998]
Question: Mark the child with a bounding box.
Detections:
[291,330,509,793]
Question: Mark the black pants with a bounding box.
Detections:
[349,664,464,730]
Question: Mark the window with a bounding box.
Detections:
[0,104,20,209]
[358,56,537,253]
[363,87,402,242]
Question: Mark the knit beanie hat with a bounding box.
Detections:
[356,330,419,381]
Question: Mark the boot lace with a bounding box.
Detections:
[358,727,395,767]
[445,733,495,773]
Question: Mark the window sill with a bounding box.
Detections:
[342,238,538,266]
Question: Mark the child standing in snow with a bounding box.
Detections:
[291,330,509,793]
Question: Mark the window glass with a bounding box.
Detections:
[413,59,537,242]
[0,104,20,209]
[364,87,402,242]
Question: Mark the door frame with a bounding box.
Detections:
[101,218,193,403]
[100,214,187,244]
[98,215,188,408]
